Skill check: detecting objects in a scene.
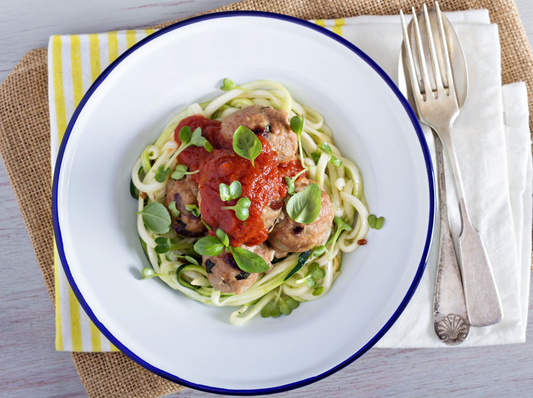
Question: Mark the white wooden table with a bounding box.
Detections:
[0,1,532,397]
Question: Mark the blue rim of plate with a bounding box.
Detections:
[52,10,435,396]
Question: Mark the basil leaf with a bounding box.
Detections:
[231,247,269,273]
[284,250,312,280]
[178,126,192,145]
[216,228,229,247]
[155,166,171,183]
[286,183,322,224]
[136,202,171,234]
[194,236,224,256]
[233,125,262,166]
[171,164,188,180]
[219,183,231,201]
[229,181,242,199]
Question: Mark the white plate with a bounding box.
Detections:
[53,11,434,395]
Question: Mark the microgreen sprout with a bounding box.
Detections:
[216,228,230,247]
[221,197,251,221]
[140,267,168,280]
[155,166,171,183]
[175,126,213,159]
[220,78,247,92]
[284,169,307,195]
[171,164,199,180]
[290,115,307,169]
[326,217,353,248]
[311,245,326,258]
[219,181,242,202]
[185,204,201,217]
[368,214,385,230]
[168,201,180,217]
[313,286,325,296]
[154,237,198,258]
[320,142,343,168]
[295,262,326,289]
[260,289,301,318]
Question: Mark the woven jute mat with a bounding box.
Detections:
[0,0,531,397]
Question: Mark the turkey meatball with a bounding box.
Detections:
[268,178,334,253]
[202,242,274,295]
[165,175,207,238]
[220,105,298,163]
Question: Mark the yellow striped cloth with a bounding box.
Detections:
[49,19,344,352]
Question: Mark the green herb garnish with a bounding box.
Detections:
[140,267,168,280]
[155,166,171,183]
[219,181,242,202]
[215,228,230,247]
[177,125,213,155]
[320,142,343,168]
[220,78,247,92]
[233,125,262,167]
[221,197,251,221]
[284,169,307,196]
[193,236,226,257]
[171,164,199,180]
[290,115,307,169]
[232,246,269,273]
[326,217,353,247]
[185,204,201,217]
[368,214,385,230]
[286,183,322,224]
[136,202,171,234]
[168,201,180,217]
[313,286,325,296]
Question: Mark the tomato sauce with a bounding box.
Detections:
[199,136,282,246]
[174,115,223,184]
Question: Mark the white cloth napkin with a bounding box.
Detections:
[315,10,531,347]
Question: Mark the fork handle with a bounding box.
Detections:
[436,124,503,327]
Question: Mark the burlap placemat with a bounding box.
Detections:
[0,0,531,397]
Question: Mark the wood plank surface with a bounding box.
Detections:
[0,1,532,397]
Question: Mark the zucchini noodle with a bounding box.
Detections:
[132,79,371,325]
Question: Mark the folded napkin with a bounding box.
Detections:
[49,11,531,351]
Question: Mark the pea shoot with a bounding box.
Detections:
[326,217,353,247]
[219,181,242,202]
[221,197,251,221]
[368,214,385,230]
[171,164,199,180]
[311,142,343,168]
[220,78,247,92]
[175,125,213,159]
[284,169,307,195]
[185,204,201,217]
[233,125,262,166]
[168,201,180,217]
[155,166,171,183]
[290,115,307,170]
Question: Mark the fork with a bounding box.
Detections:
[400,2,503,327]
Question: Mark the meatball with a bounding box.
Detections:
[165,175,207,238]
[203,242,275,295]
[268,178,334,253]
[220,105,298,163]
[262,199,283,233]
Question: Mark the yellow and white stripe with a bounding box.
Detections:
[49,29,156,352]
[313,18,346,36]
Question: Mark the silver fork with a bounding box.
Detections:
[400,2,503,327]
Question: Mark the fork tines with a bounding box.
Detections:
[400,2,455,101]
